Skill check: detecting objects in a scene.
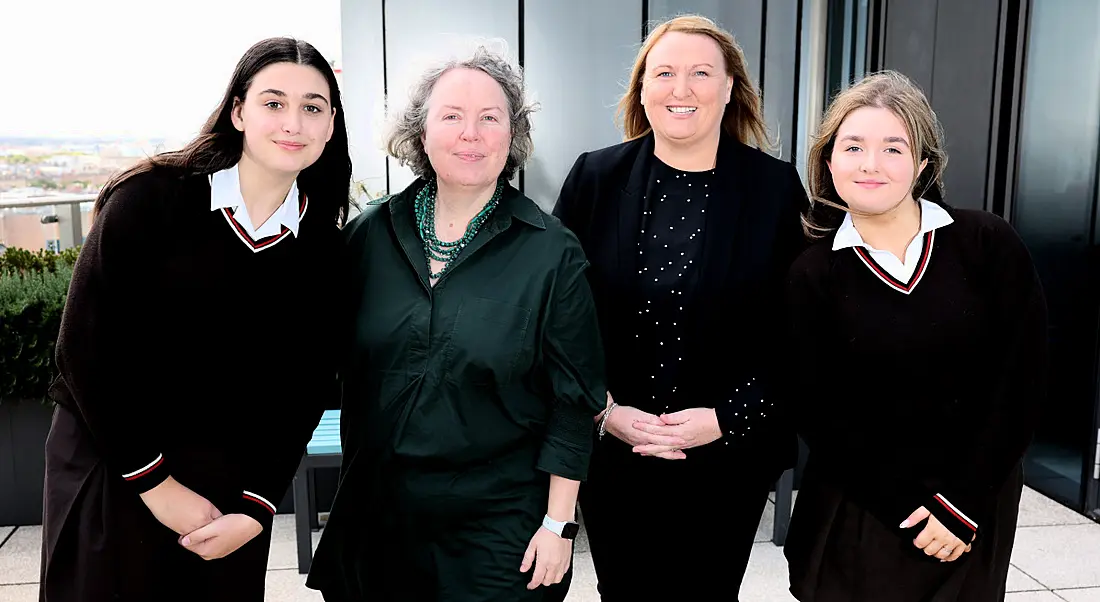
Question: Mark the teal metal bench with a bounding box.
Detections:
[294,409,342,573]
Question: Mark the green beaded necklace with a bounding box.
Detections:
[414,178,504,280]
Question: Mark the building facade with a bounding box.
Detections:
[339,0,1100,519]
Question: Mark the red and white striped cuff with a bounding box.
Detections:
[242,490,277,515]
[122,454,164,481]
[933,493,978,532]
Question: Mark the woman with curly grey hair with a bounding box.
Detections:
[305,46,607,602]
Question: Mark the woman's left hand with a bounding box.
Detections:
[520,526,573,589]
[902,506,974,562]
[179,514,263,560]
[630,408,722,456]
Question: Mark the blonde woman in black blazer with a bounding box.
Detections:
[552,14,808,601]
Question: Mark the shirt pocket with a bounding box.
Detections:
[444,297,532,386]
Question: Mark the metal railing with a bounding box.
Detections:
[0,195,95,251]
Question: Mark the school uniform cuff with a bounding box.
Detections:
[927,493,980,543]
[120,453,170,494]
[236,489,278,530]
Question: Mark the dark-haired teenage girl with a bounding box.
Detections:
[40,37,351,602]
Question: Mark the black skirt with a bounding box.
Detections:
[785,461,1024,602]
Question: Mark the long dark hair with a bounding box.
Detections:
[94,37,351,226]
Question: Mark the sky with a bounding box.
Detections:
[0,0,342,141]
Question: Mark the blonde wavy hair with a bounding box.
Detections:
[617,14,770,150]
[803,70,948,238]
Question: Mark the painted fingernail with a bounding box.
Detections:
[899,520,910,528]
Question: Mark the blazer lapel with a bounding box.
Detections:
[697,135,748,293]
[615,134,656,288]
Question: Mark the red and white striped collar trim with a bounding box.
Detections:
[219,194,308,253]
[852,230,935,294]
[209,165,306,253]
[832,200,952,295]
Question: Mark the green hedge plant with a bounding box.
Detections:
[0,246,79,405]
[0,246,79,275]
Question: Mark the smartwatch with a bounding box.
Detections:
[542,514,580,540]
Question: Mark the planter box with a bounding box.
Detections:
[0,400,53,526]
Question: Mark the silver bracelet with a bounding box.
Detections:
[597,401,618,440]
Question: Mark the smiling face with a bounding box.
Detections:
[421,67,511,190]
[231,62,335,176]
[827,106,928,215]
[640,31,732,147]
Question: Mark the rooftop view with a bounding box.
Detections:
[3,1,1100,601]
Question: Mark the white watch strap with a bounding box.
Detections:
[542,514,566,536]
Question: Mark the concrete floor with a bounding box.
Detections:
[3,487,1098,601]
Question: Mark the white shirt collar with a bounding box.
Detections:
[832,199,953,251]
[209,163,301,239]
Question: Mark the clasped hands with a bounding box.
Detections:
[901,506,976,562]
[597,393,722,460]
[138,476,262,560]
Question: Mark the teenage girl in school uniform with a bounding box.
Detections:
[784,70,1048,601]
[40,37,351,602]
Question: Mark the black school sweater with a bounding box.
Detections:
[785,207,1049,543]
[49,167,342,528]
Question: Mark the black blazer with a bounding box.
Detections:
[552,132,808,474]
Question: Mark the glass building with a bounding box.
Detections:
[339,0,1100,520]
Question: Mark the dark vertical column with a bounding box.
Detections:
[381,0,390,195]
[880,0,937,98]
[875,0,1000,210]
[865,0,887,72]
[987,0,1029,219]
[517,0,525,194]
[928,0,1000,209]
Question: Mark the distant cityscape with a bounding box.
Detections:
[0,136,185,199]
[0,136,187,252]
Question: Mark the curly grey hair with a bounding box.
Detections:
[385,46,537,181]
